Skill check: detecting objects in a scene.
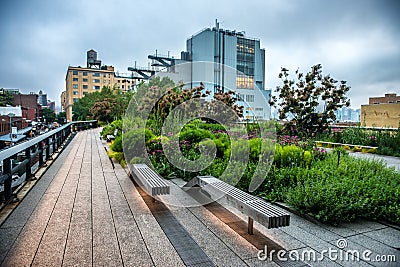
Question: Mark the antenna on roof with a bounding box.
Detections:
[215,19,219,31]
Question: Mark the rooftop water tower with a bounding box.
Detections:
[87,49,102,68]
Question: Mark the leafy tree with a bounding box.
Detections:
[0,89,14,106]
[269,64,350,137]
[72,85,133,123]
[206,89,244,122]
[90,97,116,122]
[72,91,101,120]
[135,77,176,104]
[137,78,243,125]
[41,108,56,123]
[56,112,67,124]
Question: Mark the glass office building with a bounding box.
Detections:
[184,22,271,121]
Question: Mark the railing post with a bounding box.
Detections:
[3,158,12,203]
[38,141,44,166]
[25,146,32,180]
[57,130,64,149]
[52,134,56,153]
[45,138,50,161]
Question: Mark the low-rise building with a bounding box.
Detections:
[361,93,400,128]
[64,49,140,121]
[369,93,400,105]
[12,93,41,121]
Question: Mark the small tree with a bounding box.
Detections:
[269,64,350,137]
[73,85,133,122]
[0,89,14,106]
[90,97,116,123]
[56,112,67,124]
[41,108,56,123]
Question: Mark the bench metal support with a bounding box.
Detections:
[248,217,254,235]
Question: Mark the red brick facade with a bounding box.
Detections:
[369,93,400,104]
[13,94,41,120]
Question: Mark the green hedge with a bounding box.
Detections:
[259,152,400,225]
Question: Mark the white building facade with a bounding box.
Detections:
[183,22,271,121]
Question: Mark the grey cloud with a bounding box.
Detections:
[0,0,399,109]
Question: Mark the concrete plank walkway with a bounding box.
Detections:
[0,128,399,267]
[0,129,183,267]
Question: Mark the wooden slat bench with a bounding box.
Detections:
[315,141,377,151]
[129,164,170,196]
[185,176,290,234]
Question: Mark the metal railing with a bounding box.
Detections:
[0,120,97,204]
[331,125,399,131]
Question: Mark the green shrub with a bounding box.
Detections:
[284,153,400,225]
[179,127,213,144]
[101,119,123,139]
[274,145,304,168]
[303,151,312,167]
[320,127,400,157]
[111,135,123,152]
[107,150,126,168]
[122,128,154,162]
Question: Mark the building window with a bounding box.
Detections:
[93,79,100,83]
[237,37,255,77]
[93,86,100,90]
[93,72,100,77]
[83,85,88,89]
[72,84,78,89]
[73,77,78,82]
[122,85,124,89]
[246,94,254,102]
[255,107,263,111]
[73,91,78,95]
[103,80,106,83]
[236,75,254,89]
[73,71,78,75]
[83,78,88,82]
[103,73,107,77]
[83,92,88,95]
[73,98,79,103]
[83,72,88,76]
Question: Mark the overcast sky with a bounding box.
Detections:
[1,0,399,109]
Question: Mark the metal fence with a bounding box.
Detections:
[0,120,97,204]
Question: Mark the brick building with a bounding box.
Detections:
[369,93,400,104]
[13,94,41,121]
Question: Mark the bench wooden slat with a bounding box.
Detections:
[191,176,290,231]
[130,164,170,196]
[315,141,378,150]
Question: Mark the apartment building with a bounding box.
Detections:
[64,49,138,121]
